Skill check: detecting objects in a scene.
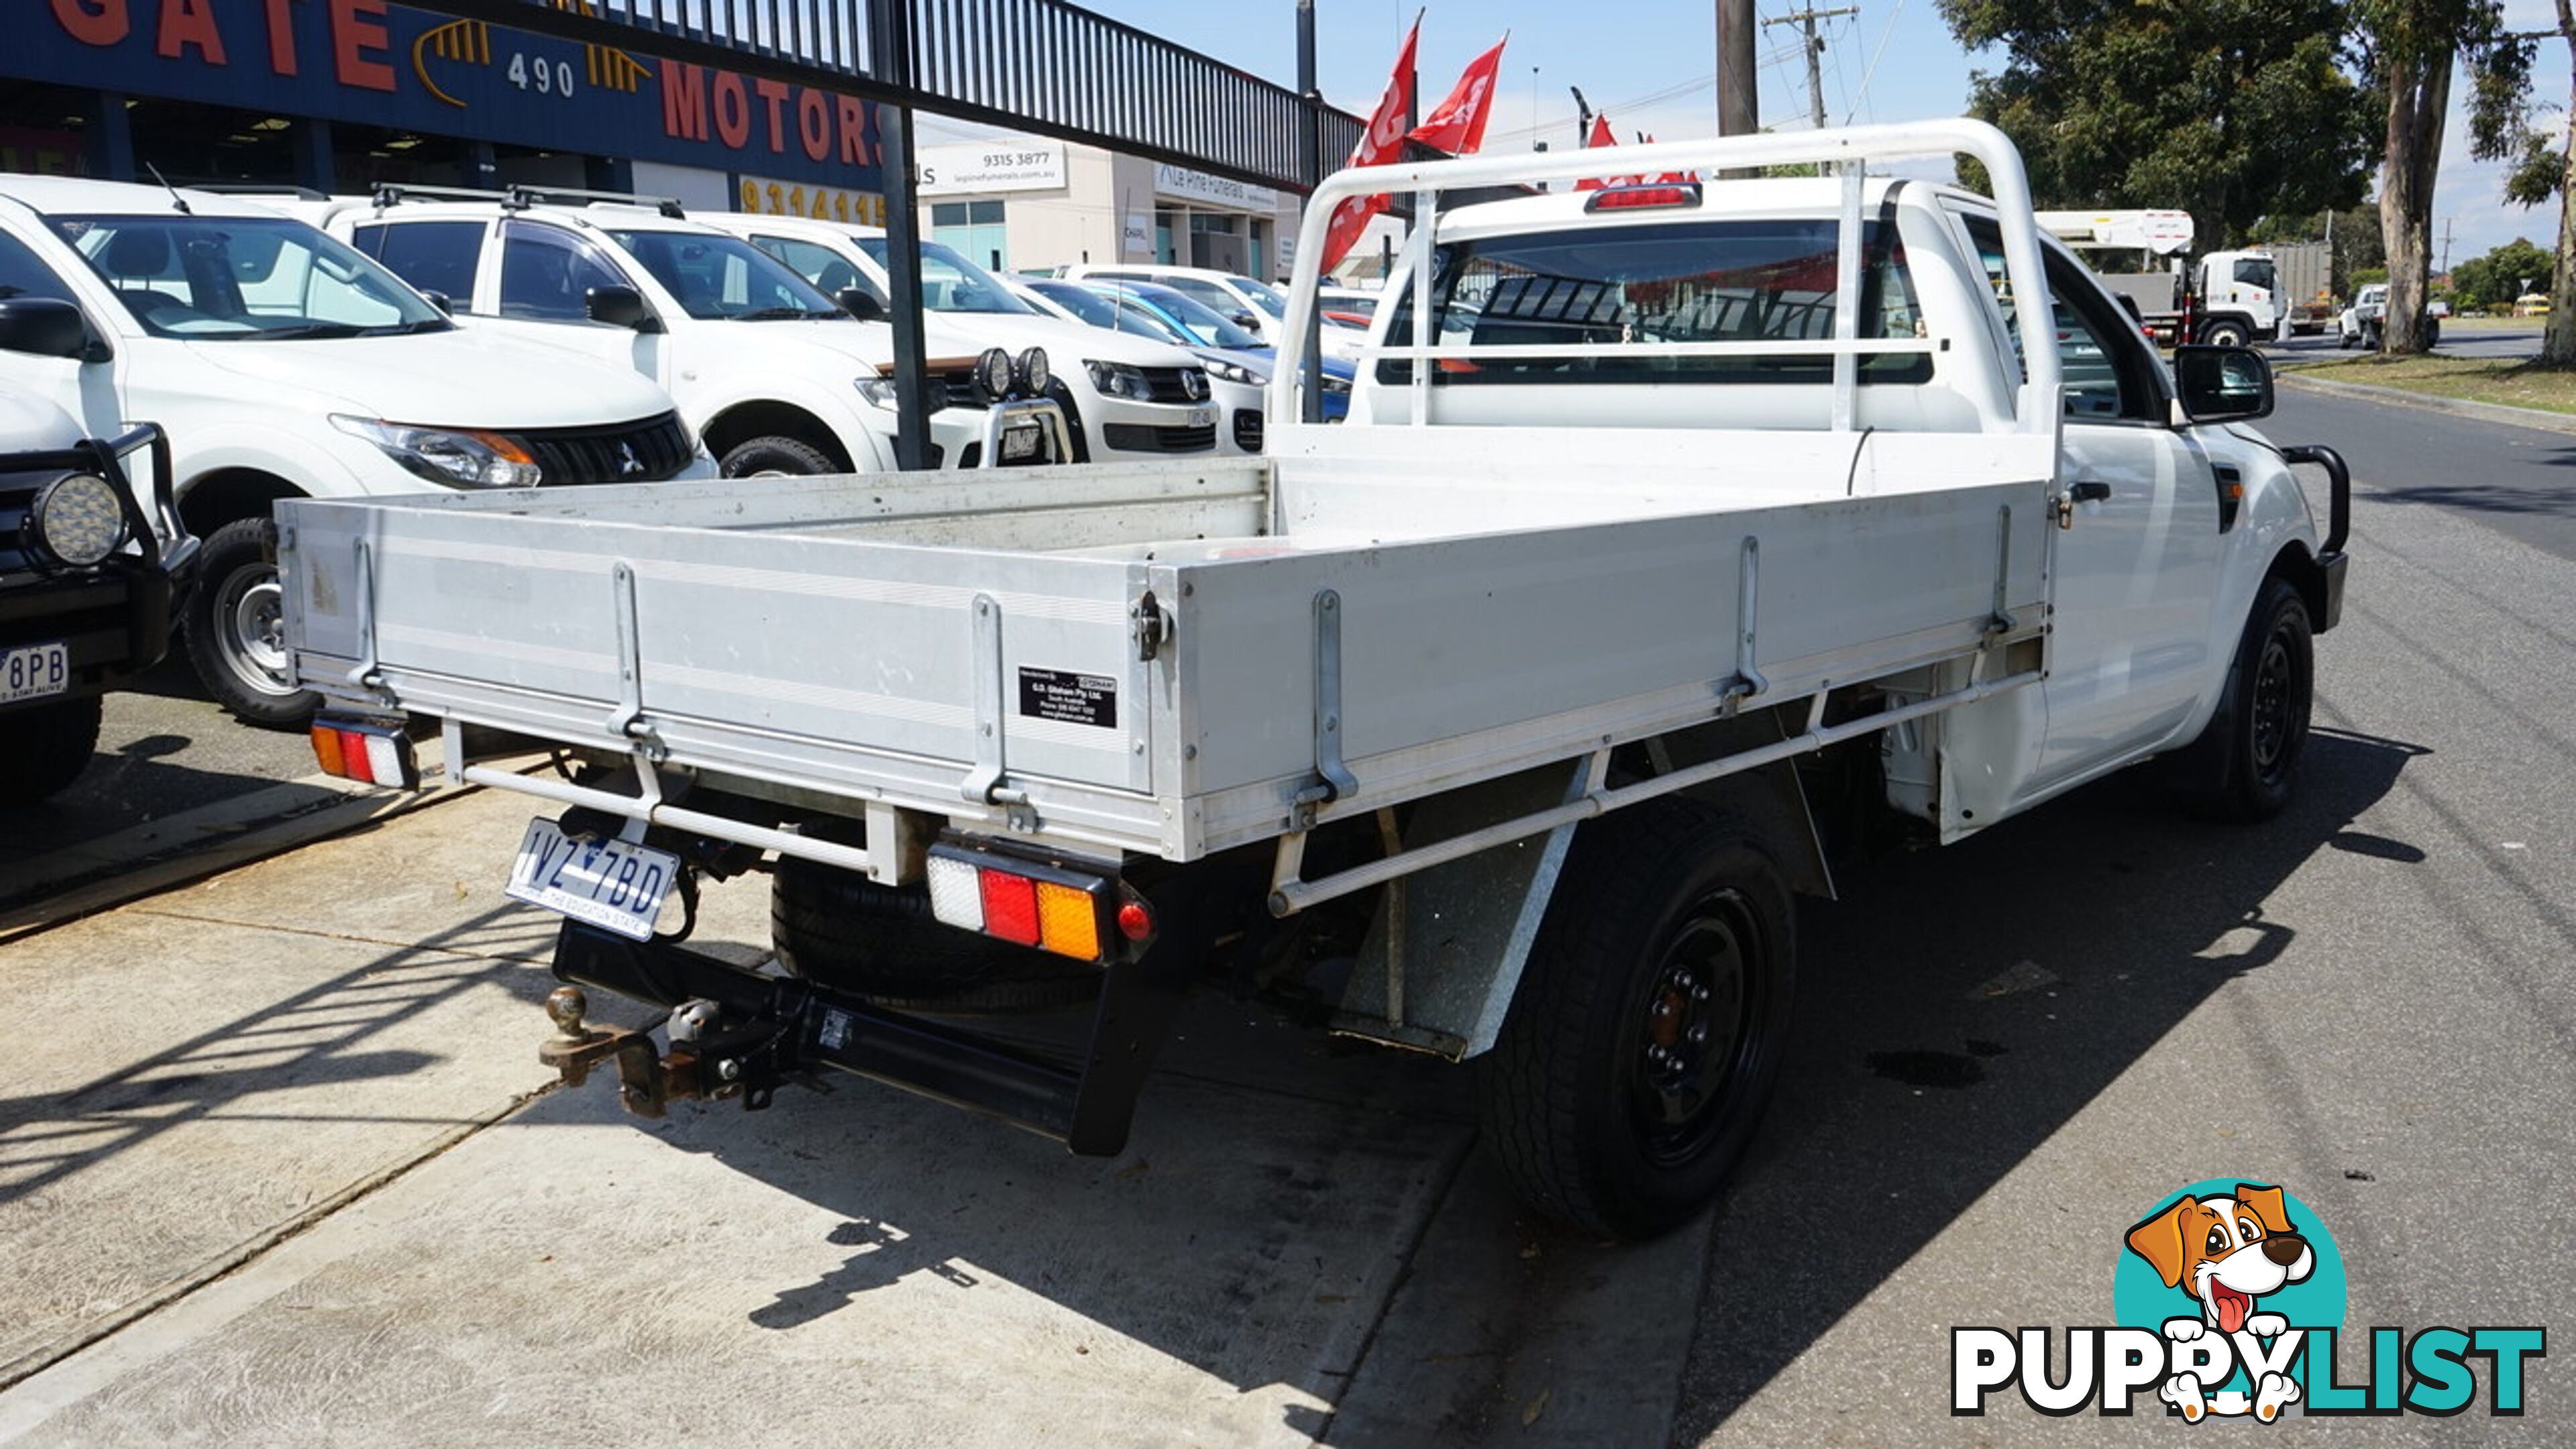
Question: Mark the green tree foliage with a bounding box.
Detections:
[1939,0,2381,248]
[2447,236,2555,311]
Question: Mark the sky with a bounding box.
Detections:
[914,0,2576,270]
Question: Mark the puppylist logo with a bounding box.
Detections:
[1952,1180,2545,1419]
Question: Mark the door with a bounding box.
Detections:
[1962,219,2224,793]
[486,219,670,390]
[0,222,123,437]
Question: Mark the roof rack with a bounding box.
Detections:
[370,181,515,211]
[503,184,688,219]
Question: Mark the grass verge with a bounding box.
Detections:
[2287,354,2576,417]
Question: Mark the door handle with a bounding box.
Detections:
[2056,479,2111,529]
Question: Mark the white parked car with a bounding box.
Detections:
[0,174,712,723]
[292,190,1069,476]
[698,214,1221,462]
[1061,262,1369,362]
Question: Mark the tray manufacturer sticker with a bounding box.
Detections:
[1018,666,1118,729]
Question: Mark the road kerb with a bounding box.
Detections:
[2281,369,2576,436]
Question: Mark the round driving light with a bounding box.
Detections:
[975,347,1015,403]
[1016,346,1051,396]
[30,472,125,568]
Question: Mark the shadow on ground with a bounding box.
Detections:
[1674,727,2423,1439]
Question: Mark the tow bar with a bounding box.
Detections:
[537,922,1188,1155]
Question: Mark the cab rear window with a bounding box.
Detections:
[1377,218,1931,386]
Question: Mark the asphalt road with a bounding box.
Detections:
[1678,384,2576,1442]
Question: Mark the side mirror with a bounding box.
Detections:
[0,297,92,360]
[1232,311,1260,330]
[837,286,885,322]
[2174,345,2273,423]
[584,284,653,331]
[420,289,454,315]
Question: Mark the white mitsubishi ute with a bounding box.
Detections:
[0,174,711,725]
[300,189,1069,476]
[697,213,1222,463]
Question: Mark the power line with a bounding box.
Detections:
[1844,0,1908,125]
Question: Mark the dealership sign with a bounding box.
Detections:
[28,0,883,191]
[920,141,1065,195]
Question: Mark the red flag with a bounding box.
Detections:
[1409,34,1509,155]
[1318,18,1421,275]
[1574,112,1619,191]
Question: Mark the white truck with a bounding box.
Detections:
[276,122,2350,1238]
[2037,209,2299,347]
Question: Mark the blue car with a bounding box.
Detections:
[1034,278,1352,423]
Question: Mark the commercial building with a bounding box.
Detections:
[6,0,885,222]
[916,137,1305,280]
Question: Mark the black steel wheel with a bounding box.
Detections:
[182,516,315,728]
[770,853,1103,1013]
[1479,799,1796,1240]
[0,694,103,805]
[2184,576,2314,822]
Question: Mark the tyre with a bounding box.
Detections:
[2200,319,2250,348]
[770,854,1103,1012]
[0,694,103,805]
[1478,799,1797,1240]
[183,516,315,729]
[720,435,837,478]
[2183,577,2314,822]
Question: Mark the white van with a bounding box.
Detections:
[294,189,1069,476]
[698,214,1220,462]
[0,174,711,724]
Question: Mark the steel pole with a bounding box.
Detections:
[870,0,930,470]
[1297,0,1324,425]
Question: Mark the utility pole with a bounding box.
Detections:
[1765,5,1858,131]
[1717,0,1758,178]
[2439,216,2456,276]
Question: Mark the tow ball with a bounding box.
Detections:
[540,986,699,1118]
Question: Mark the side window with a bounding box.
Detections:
[1165,276,1242,315]
[749,235,880,305]
[498,225,625,322]
[352,221,482,305]
[1963,217,2162,422]
[0,228,78,307]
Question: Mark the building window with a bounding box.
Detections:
[0,83,97,176]
[930,197,1008,272]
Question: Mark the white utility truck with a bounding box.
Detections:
[2037,208,2300,347]
[277,122,2350,1238]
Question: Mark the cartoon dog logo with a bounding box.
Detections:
[2124,1183,2317,1421]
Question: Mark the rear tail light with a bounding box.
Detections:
[309,715,419,788]
[924,843,1152,963]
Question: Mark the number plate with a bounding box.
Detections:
[504,817,678,942]
[1187,407,1217,428]
[999,421,1045,462]
[0,642,70,705]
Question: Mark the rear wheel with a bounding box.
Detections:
[0,695,103,804]
[183,517,315,729]
[1479,800,1796,1239]
[720,436,837,478]
[770,854,1102,1012]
